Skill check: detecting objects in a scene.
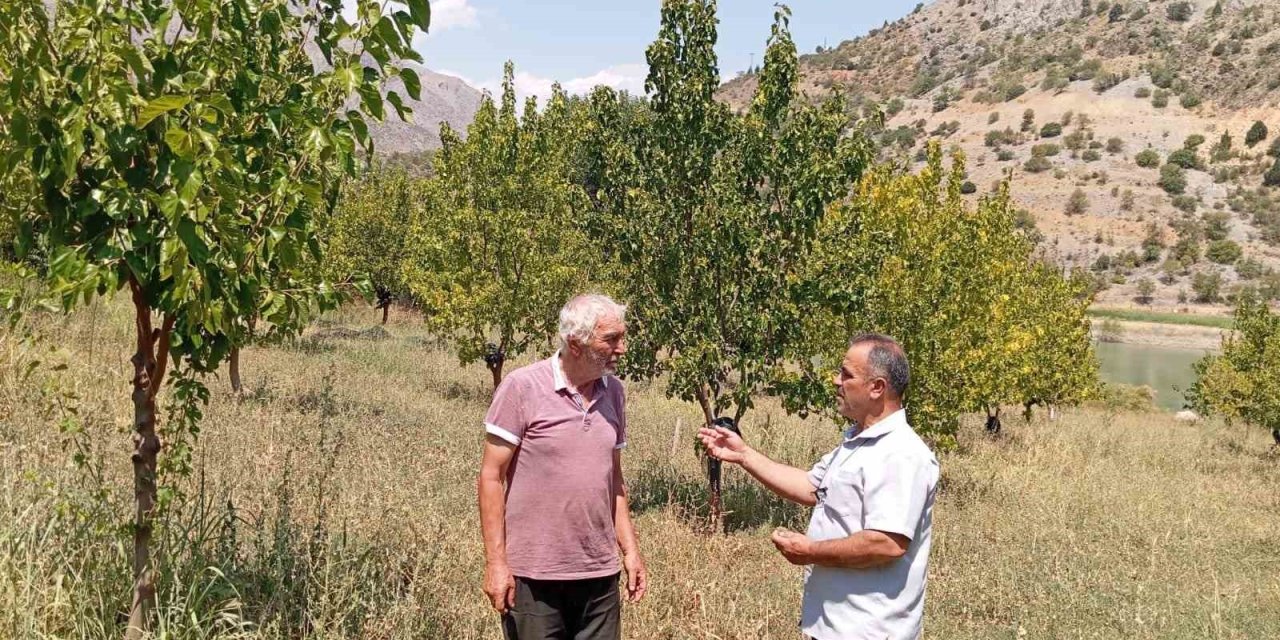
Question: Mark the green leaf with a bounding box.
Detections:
[387,91,411,122]
[164,127,195,158]
[407,0,431,32]
[176,218,210,265]
[400,68,421,101]
[137,95,191,128]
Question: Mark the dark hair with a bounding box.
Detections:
[848,333,910,398]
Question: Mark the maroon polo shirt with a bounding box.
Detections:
[483,353,627,580]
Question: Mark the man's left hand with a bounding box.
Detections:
[771,528,814,566]
[623,552,648,602]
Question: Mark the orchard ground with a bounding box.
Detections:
[1,300,1278,638]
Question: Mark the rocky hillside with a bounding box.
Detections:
[721,0,1280,309]
[365,64,481,156]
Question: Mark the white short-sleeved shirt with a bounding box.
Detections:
[801,409,939,640]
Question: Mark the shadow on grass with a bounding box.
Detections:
[628,462,810,534]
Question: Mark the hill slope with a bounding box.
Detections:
[721,0,1280,308]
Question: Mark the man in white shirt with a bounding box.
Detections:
[699,333,939,640]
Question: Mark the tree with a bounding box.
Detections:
[326,170,425,326]
[1192,269,1224,303]
[1136,277,1156,304]
[0,0,426,634]
[1189,295,1280,444]
[1246,121,1269,148]
[583,1,873,529]
[797,147,1096,445]
[1066,188,1090,215]
[406,64,594,389]
[1141,221,1165,262]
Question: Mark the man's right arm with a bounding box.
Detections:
[477,435,518,613]
[698,426,817,506]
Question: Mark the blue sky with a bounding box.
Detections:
[412,0,925,101]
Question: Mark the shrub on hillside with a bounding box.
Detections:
[1135,149,1162,168]
[1040,122,1063,138]
[1167,148,1204,171]
[1246,121,1269,148]
[1166,2,1193,22]
[1192,270,1223,303]
[1171,194,1198,213]
[1066,188,1090,215]
[1134,86,1152,98]
[1083,149,1102,162]
[1159,164,1188,194]
[1180,93,1203,109]
[1206,239,1243,265]
[1093,72,1122,93]
[1267,137,1280,158]
[1032,143,1061,157]
[1265,157,1280,187]
[997,149,1016,161]
[1106,137,1124,154]
[1152,89,1170,108]
[1024,156,1053,173]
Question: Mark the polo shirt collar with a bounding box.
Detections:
[550,351,608,392]
[845,408,907,442]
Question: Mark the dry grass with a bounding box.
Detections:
[1,300,1278,638]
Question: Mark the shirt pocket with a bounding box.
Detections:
[823,467,866,522]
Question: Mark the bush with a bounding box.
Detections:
[1166,2,1193,22]
[1192,270,1223,303]
[1083,149,1102,162]
[984,128,1018,147]
[1246,121,1269,148]
[997,149,1016,161]
[1183,134,1206,150]
[1106,137,1124,154]
[1152,89,1170,108]
[1093,72,1122,93]
[1265,157,1280,187]
[1180,93,1203,109]
[1236,257,1266,280]
[988,112,1000,125]
[1206,240,1243,265]
[1021,109,1036,132]
[1066,188,1090,215]
[1023,156,1053,173]
[1267,137,1280,158]
[1159,164,1188,194]
[1134,87,1152,98]
[1171,194,1198,213]
[1040,122,1063,138]
[1032,143,1061,157]
[1167,148,1204,170]
[1135,149,1162,168]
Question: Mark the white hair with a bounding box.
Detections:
[558,294,626,350]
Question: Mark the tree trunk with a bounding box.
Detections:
[488,356,504,391]
[125,280,172,640]
[984,406,1002,435]
[381,303,389,325]
[229,347,242,394]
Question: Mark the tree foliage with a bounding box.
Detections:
[1190,295,1280,437]
[404,63,594,388]
[0,0,426,632]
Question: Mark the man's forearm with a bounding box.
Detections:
[806,530,906,569]
[477,475,509,565]
[613,490,640,557]
[740,448,818,506]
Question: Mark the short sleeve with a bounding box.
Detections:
[483,374,527,445]
[807,446,843,488]
[861,453,938,540]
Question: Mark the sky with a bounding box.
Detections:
[401,0,927,102]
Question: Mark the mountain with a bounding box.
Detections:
[365,64,482,156]
[720,0,1280,309]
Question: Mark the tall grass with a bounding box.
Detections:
[1087,307,1234,329]
[1,299,1277,638]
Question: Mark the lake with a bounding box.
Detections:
[1094,341,1210,411]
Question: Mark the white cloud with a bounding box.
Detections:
[342,0,478,32]
[451,64,649,107]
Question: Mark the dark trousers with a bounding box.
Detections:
[501,573,621,640]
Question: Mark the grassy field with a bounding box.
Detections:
[2,301,1278,639]
[1086,307,1235,330]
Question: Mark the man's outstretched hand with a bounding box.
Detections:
[697,425,750,464]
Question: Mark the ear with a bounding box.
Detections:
[869,377,888,400]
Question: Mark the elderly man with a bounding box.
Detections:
[477,294,647,640]
[699,334,939,640]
